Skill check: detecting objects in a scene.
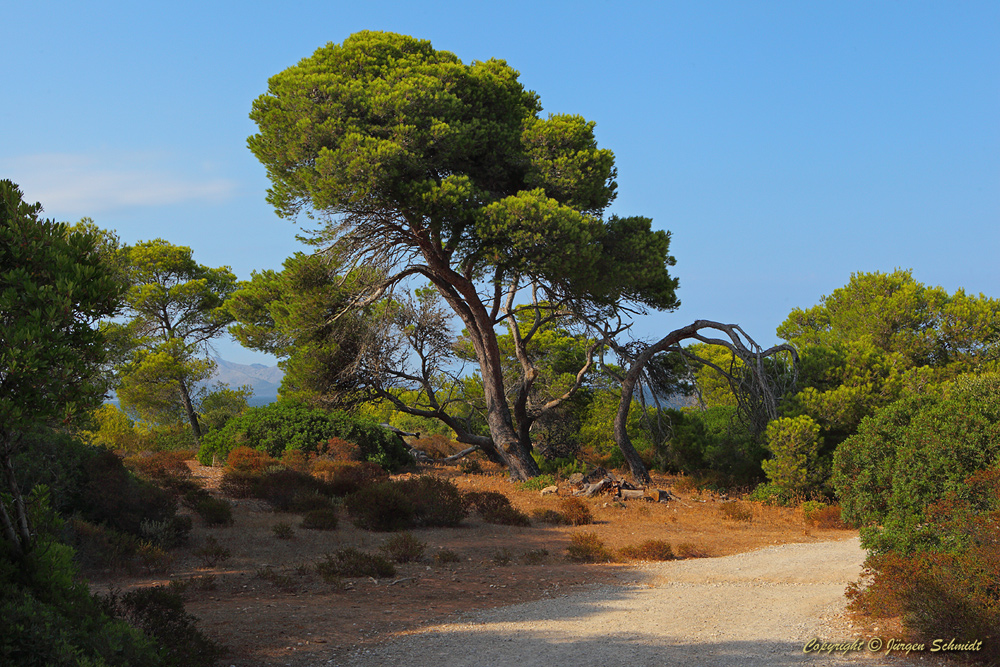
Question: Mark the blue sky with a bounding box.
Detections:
[4,1,997,365]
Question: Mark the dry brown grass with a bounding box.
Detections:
[93,461,856,667]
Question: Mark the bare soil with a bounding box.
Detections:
[89,461,865,667]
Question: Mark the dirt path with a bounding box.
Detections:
[330,537,909,667]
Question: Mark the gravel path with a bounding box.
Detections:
[332,537,904,667]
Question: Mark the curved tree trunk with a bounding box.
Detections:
[177,379,202,444]
[613,320,798,485]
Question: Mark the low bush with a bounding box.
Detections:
[519,474,556,492]
[100,585,224,667]
[316,549,396,580]
[226,445,276,473]
[193,536,231,568]
[345,477,467,531]
[379,533,426,563]
[184,490,233,526]
[344,483,416,531]
[802,502,847,529]
[434,549,461,564]
[395,476,468,527]
[719,501,753,523]
[458,458,483,474]
[279,448,310,472]
[522,548,549,564]
[492,548,514,565]
[272,522,295,539]
[124,450,195,483]
[312,460,388,496]
[252,468,329,512]
[566,532,615,563]
[531,508,568,524]
[675,542,708,559]
[219,469,260,499]
[620,539,675,561]
[300,508,339,530]
[559,497,593,526]
[139,516,192,549]
[464,490,530,526]
[321,436,361,461]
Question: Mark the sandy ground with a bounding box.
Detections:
[326,537,937,667]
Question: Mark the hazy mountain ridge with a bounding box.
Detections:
[207,357,283,400]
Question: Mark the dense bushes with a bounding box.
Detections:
[836,374,1000,661]
[834,373,1000,554]
[344,476,468,531]
[197,401,411,470]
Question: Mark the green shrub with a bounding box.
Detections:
[761,415,825,498]
[300,508,339,530]
[316,549,396,579]
[566,532,615,563]
[846,469,1000,661]
[100,585,224,667]
[394,476,468,527]
[519,474,556,491]
[378,533,426,563]
[184,491,233,527]
[834,373,1000,554]
[345,477,468,531]
[197,401,412,470]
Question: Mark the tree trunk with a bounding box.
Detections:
[0,440,32,556]
[177,378,202,444]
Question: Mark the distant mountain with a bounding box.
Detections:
[206,357,283,402]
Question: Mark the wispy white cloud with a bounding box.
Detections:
[1,153,237,216]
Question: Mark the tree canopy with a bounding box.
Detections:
[1,180,121,555]
[249,31,680,478]
[113,239,237,443]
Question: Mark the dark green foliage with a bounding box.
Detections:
[464,491,531,526]
[343,483,415,532]
[345,476,467,531]
[834,373,1000,554]
[80,449,178,535]
[14,430,188,548]
[300,508,339,530]
[183,490,233,527]
[252,468,330,512]
[846,469,1000,662]
[653,407,764,484]
[316,549,396,579]
[99,586,224,667]
[197,401,411,470]
[0,499,169,666]
[393,476,468,527]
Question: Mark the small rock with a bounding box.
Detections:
[540,485,558,496]
[567,472,585,485]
